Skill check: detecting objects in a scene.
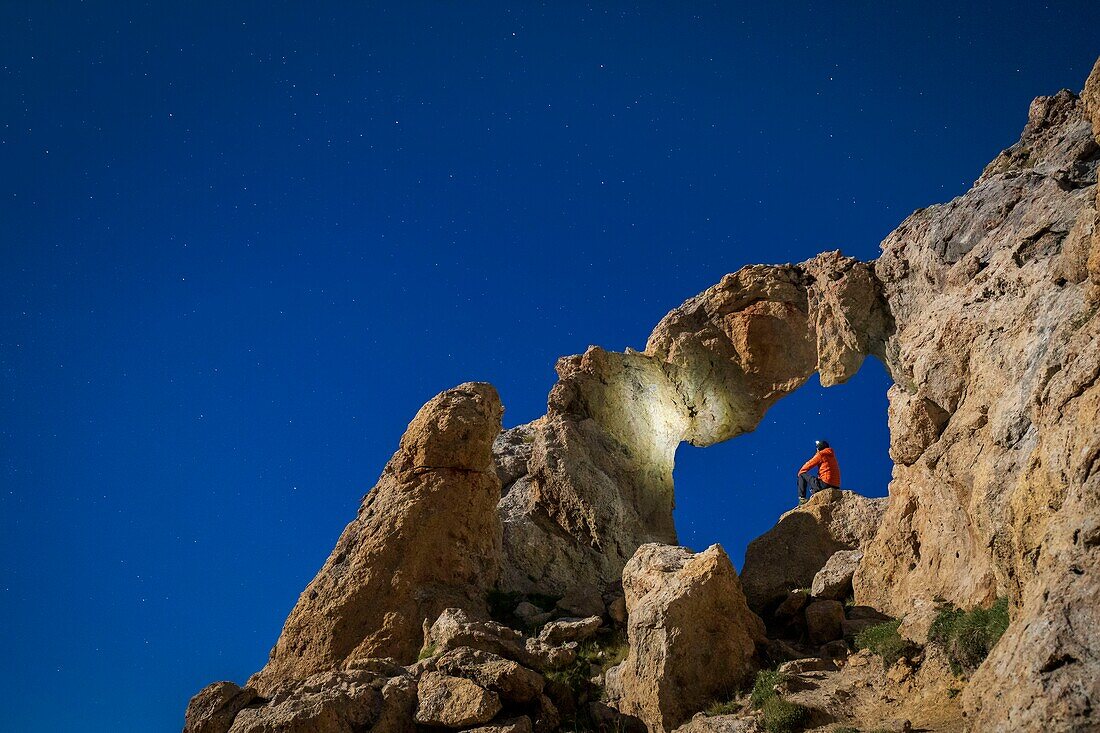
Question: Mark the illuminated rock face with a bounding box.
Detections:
[497,253,891,596]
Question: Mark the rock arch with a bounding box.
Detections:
[495,251,894,596]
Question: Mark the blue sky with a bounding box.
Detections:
[2,2,1097,730]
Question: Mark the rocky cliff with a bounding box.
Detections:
[185,58,1100,733]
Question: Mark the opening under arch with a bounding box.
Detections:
[672,358,893,570]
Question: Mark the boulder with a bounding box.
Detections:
[741,489,886,614]
[227,670,385,733]
[810,550,863,600]
[537,616,601,645]
[772,589,810,621]
[183,682,259,733]
[605,544,765,733]
[248,384,504,693]
[426,608,528,662]
[414,672,502,728]
[431,647,544,704]
[556,586,606,618]
[805,600,845,645]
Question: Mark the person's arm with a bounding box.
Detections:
[799,451,823,475]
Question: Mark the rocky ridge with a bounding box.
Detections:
[185,58,1100,733]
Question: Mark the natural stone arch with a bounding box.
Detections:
[495,251,894,597]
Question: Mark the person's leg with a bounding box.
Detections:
[797,473,810,500]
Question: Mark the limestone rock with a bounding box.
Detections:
[426,608,528,663]
[605,543,765,733]
[537,616,601,646]
[228,670,384,733]
[555,586,606,618]
[772,590,810,621]
[415,672,502,728]
[810,550,863,600]
[740,489,886,614]
[183,682,259,733]
[248,383,504,693]
[431,647,544,704]
[672,714,762,733]
[804,600,845,645]
[498,252,890,597]
[855,65,1100,729]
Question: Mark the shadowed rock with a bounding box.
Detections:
[249,383,504,694]
[605,544,765,733]
[740,489,886,615]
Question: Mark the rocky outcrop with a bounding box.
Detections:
[739,489,886,614]
[249,383,504,694]
[415,672,502,727]
[184,682,259,733]
[186,58,1100,733]
[495,255,891,597]
[226,670,401,733]
[810,550,863,600]
[605,544,765,733]
[853,60,1100,731]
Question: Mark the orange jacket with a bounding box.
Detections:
[799,448,840,487]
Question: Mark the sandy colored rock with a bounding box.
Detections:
[497,253,890,597]
[415,672,502,728]
[537,616,601,646]
[810,550,863,600]
[425,608,528,663]
[430,647,544,704]
[855,64,1100,728]
[248,383,504,693]
[228,670,385,733]
[740,489,886,614]
[605,544,765,733]
[184,682,259,733]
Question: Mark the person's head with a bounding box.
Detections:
[815,439,830,451]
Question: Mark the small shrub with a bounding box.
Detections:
[760,696,806,733]
[854,620,911,665]
[750,668,788,709]
[929,597,1010,675]
[704,698,742,716]
[417,642,438,661]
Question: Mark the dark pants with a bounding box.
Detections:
[798,473,837,500]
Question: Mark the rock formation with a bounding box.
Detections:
[854,57,1100,731]
[497,253,892,598]
[739,489,886,614]
[185,57,1100,733]
[249,382,504,694]
[604,544,764,733]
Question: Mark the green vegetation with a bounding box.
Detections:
[929,597,1010,675]
[760,696,806,733]
[703,698,742,717]
[417,642,438,661]
[748,669,806,733]
[853,620,911,665]
[749,669,788,709]
[546,631,629,700]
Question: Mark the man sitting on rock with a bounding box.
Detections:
[797,439,840,504]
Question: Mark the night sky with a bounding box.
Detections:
[3,3,1098,730]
